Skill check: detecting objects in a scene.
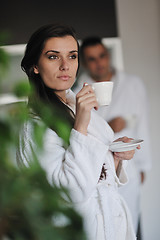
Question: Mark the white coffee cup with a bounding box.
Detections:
[92,81,113,106]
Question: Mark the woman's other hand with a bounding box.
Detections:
[74,84,98,135]
[113,136,141,169]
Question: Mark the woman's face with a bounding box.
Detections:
[34,35,78,100]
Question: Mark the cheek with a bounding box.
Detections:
[91,64,98,71]
[86,63,95,71]
[39,68,50,79]
[38,67,57,86]
[104,59,110,66]
[38,63,56,77]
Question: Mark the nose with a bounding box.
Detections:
[59,59,69,71]
[95,57,102,65]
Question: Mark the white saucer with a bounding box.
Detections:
[109,139,144,152]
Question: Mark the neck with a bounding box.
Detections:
[54,91,67,104]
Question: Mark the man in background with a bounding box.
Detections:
[73,37,152,239]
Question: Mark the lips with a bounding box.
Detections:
[58,75,71,80]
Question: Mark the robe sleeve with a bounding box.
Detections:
[17,119,109,203]
[105,150,128,187]
[115,160,128,186]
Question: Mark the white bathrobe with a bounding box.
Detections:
[74,71,152,232]
[17,89,136,240]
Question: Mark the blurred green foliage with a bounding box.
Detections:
[0,32,11,80]
[0,40,86,239]
[0,48,10,81]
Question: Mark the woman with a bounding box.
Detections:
[17,24,137,240]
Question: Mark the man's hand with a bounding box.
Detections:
[141,172,145,184]
[108,117,126,133]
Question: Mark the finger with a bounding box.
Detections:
[114,149,135,160]
[81,97,99,110]
[76,92,98,111]
[83,82,89,87]
[77,95,98,110]
[77,84,94,97]
[114,136,128,142]
[122,137,133,143]
[118,137,133,143]
[78,92,97,102]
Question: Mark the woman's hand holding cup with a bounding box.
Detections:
[74,83,98,135]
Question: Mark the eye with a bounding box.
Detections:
[69,54,78,59]
[48,55,59,60]
[100,53,108,59]
[87,57,96,62]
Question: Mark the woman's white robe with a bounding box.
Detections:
[17,90,136,240]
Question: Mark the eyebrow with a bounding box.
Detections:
[45,50,78,54]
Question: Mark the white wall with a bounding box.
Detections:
[116,0,160,239]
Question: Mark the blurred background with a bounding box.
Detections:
[0,0,160,239]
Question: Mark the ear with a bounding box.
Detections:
[33,65,39,74]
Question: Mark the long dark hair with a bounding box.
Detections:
[21,23,79,128]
